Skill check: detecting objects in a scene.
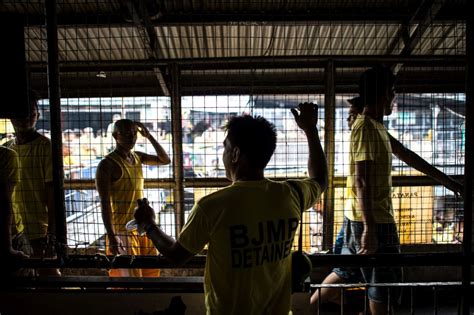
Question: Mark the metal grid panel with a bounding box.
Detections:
[0,4,469,306]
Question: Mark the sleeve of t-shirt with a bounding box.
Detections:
[352,122,378,162]
[0,149,19,185]
[286,178,322,211]
[177,203,210,254]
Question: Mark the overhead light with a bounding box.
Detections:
[96,71,107,78]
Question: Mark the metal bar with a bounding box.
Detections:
[135,0,169,96]
[170,63,185,236]
[393,0,446,74]
[27,55,466,71]
[61,174,464,190]
[122,0,169,96]
[18,8,467,26]
[400,0,446,57]
[64,179,175,190]
[323,60,335,251]
[461,9,473,315]
[3,276,205,291]
[45,0,67,260]
[51,83,466,98]
[364,288,369,315]
[340,286,344,314]
[11,252,473,270]
[62,174,465,191]
[386,0,430,55]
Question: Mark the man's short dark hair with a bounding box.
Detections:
[225,115,277,170]
[358,65,395,105]
[113,119,134,134]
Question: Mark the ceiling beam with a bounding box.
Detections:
[30,68,465,98]
[121,0,169,96]
[392,0,446,73]
[27,55,465,72]
[14,7,467,27]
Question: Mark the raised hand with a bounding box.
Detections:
[291,102,319,131]
[135,121,150,138]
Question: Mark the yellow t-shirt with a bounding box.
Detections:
[106,151,144,234]
[346,114,394,223]
[5,135,53,240]
[0,146,24,237]
[178,178,322,315]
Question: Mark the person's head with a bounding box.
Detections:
[63,129,76,142]
[112,114,121,122]
[223,115,277,180]
[10,89,40,132]
[82,127,94,137]
[112,119,138,151]
[346,97,364,129]
[359,65,396,116]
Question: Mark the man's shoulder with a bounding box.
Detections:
[352,115,374,130]
[196,186,230,206]
[0,145,17,159]
[27,133,51,146]
[97,154,120,171]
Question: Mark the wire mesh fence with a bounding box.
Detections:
[0,3,469,304]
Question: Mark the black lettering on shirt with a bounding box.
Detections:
[251,221,264,246]
[267,219,285,242]
[230,224,249,248]
[229,217,299,268]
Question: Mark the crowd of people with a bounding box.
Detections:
[0,65,464,314]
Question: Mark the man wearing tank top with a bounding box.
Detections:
[95,119,170,277]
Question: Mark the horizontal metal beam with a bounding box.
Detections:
[27,55,466,72]
[7,251,472,272]
[17,8,466,27]
[63,174,464,190]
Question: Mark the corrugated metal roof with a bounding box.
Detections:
[1,1,466,96]
[24,21,465,63]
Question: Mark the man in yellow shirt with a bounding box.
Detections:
[95,119,170,277]
[134,104,328,315]
[0,147,28,259]
[5,90,58,276]
[311,66,402,314]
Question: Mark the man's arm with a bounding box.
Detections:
[135,121,171,166]
[95,159,124,255]
[291,102,328,191]
[390,135,463,196]
[134,200,194,265]
[0,182,26,258]
[146,225,194,265]
[355,160,378,254]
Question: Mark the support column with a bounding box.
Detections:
[170,63,185,237]
[323,61,336,251]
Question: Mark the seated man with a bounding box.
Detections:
[134,104,328,314]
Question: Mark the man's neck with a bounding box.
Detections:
[362,106,384,122]
[233,169,265,182]
[114,146,133,160]
[14,128,39,145]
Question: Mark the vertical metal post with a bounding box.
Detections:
[170,63,185,237]
[323,60,336,250]
[462,11,473,315]
[45,0,67,258]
